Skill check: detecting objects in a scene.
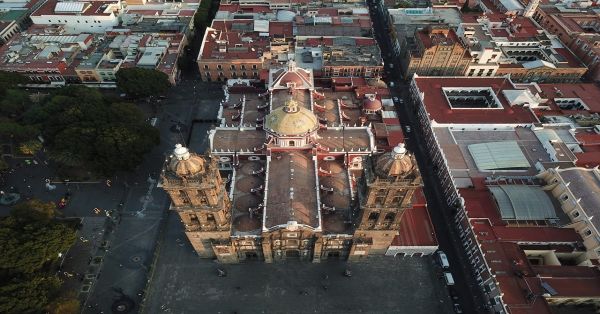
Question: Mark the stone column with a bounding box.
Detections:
[392,210,405,226]
[375,211,389,229]
[262,237,273,263]
[383,189,397,206]
[312,237,323,263]
[400,188,416,208]
[366,187,379,205]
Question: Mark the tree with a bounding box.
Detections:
[115,68,171,99]
[0,119,38,142]
[0,219,76,274]
[0,89,30,117]
[18,140,42,155]
[0,200,78,314]
[48,297,80,314]
[11,199,58,223]
[24,86,160,175]
[0,275,61,314]
[0,71,28,96]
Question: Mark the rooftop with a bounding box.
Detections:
[391,188,438,247]
[31,0,118,17]
[264,151,319,229]
[413,76,538,124]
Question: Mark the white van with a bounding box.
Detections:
[437,251,450,269]
[444,272,455,286]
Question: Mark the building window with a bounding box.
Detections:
[204,65,209,70]
[583,229,592,237]
[230,65,235,70]
[252,64,257,69]
[368,212,379,221]
[384,212,395,221]
[560,194,569,201]
[206,213,215,223]
[572,211,580,218]
[217,64,222,70]
[241,65,246,70]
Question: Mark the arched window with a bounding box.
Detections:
[384,212,395,221]
[368,212,379,221]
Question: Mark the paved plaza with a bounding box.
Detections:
[143,212,453,314]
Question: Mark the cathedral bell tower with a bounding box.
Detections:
[160,144,235,262]
[350,144,422,260]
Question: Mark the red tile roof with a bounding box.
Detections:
[414,77,539,124]
[538,83,600,114]
[392,189,438,247]
[493,226,583,243]
[575,152,600,168]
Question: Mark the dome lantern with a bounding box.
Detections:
[168,144,206,177]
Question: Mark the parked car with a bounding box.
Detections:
[393,96,400,103]
[437,251,450,269]
[443,272,455,286]
[405,126,411,133]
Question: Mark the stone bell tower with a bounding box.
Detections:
[160,144,235,262]
[351,144,422,260]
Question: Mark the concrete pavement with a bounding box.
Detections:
[144,212,454,314]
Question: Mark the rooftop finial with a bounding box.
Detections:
[392,143,407,159]
[284,99,299,113]
[173,144,191,161]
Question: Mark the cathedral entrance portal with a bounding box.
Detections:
[327,251,341,260]
[286,250,300,258]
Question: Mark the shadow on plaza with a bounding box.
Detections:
[142,212,451,314]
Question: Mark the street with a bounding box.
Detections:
[366,0,488,313]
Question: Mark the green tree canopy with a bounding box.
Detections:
[0,71,28,96]
[0,200,78,314]
[0,89,31,117]
[11,199,58,223]
[0,275,61,314]
[115,68,171,99]
[24,86,159,175]
[0,216,76,274]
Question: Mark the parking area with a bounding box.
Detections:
[143,212,455,314]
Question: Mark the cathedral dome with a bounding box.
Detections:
[168,144,206,177]
[264,99,319,136]
[363,94,383,111]
[374,144,415,177]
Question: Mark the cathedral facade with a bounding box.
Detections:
[160,63,422,263]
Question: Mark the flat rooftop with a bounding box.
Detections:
[211,129,265,153]
[414,77,538,124]
[433,127,551,184]
[317,128,372,152]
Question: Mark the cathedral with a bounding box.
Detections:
[160,62,423,263]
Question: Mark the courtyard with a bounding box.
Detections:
[143,212,453,314]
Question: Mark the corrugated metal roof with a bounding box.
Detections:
[54,2,85,13]
[468,141,530,171]
[489,185,557,221]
